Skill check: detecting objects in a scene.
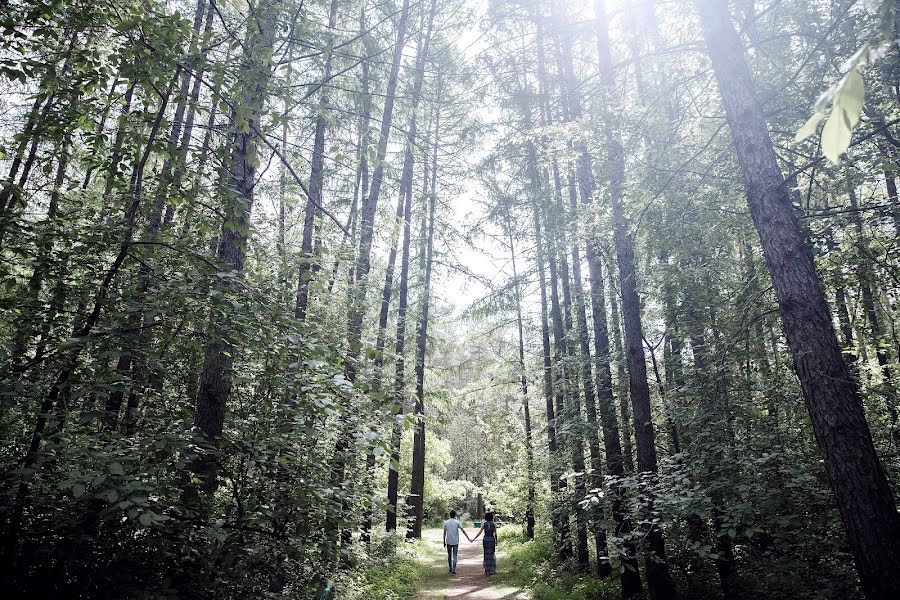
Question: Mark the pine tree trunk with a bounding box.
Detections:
[507,218,536,540]
[695,2,900,597]
[379,0,436,537]
[345,0,411,382]
[192,0,278,497]
[5,75,177,560]
[847,174,899,448]
[295,0,339,321]
[608,274,635,473]
[526,140,564,549]
[407,102,439,540]
[593,1,677,596]
[530,4,572,560]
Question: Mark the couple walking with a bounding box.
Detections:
[442,510,498,576]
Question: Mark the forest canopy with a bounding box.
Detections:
[0,0,898,599]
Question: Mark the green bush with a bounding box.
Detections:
[498,531,622,600]
[338,537,430,600]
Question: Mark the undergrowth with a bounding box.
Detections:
[336,533,432,600]
[496,530,622,600]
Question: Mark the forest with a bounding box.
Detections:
[0,0,898,598]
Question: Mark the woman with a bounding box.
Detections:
[470,512,498,575]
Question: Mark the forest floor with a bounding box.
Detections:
[413,529,529,599]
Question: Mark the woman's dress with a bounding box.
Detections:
[482,522,497,574]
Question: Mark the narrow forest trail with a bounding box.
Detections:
[414,529,528,600]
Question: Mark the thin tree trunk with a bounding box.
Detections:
[609,272,635,473]
[384,2,438,534]
[593,0,677,595]
[295,0,339,321]
[345,0,411,381]
[847,174,899,448]
[507,216,536,540]
[526,140,564,550]
[407,101,439,540]
[4,74,177,561]
[585,240,643,595]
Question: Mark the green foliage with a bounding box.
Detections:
[497,531,620,600]
[339,536,431,600]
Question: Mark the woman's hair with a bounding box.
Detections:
[484,512,494,521]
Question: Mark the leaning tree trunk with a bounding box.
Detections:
[695,2,900,598]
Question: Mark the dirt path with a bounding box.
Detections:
[414,529,528,600]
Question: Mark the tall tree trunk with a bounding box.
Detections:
[593,1,677,596]
[544,197,576,562]
[526,140,564,550]
[329,0,410,559]
[695,2,900,597]
[585,243,643,595]
[564,175,610,576]
[191,0,278,498]
[0,31,80,249]
[385,151,417,533]
[684,297,740,599]
[609,272,635,472]
[4,74,177,562]
[379,0,436,538]
[345,0,411,381]
[531,1,572,561]
[295,0,339,321]
[104,0,214,432]
[8,138,71,372]
[846,174,899,448]
[507,215,536,540]
[407,101,439,540]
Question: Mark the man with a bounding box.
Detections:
[442,510,470,575]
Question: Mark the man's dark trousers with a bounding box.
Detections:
[446,544,459,573]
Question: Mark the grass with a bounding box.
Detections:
[493,531,622,600]
[336,534,435,600]
[336,531,449,600]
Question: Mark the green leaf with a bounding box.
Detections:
[99,489,119,503]
[73,483,85,498]
[821,68,865,164]
[794,112,824,143]
[139,512,153,526]
[110,462,124,475]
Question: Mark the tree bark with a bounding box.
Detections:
[295,0,339,321]
[608,272,635,473]
[345,0,411,382]
[192,0,278,497]
[507,215,536,540]
[407,100,439,540]
[695,2,900,597]
[593,1,677,596]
